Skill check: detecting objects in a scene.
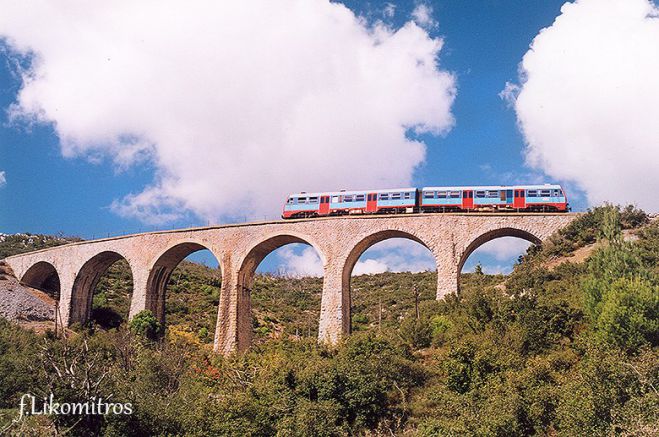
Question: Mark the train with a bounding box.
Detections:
[282,184,569,219]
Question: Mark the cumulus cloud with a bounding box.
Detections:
[353,238,436,275]
[471,237,532,262]
[271,238,435,278]
[505,0,659,212]
[0,0,456,224]
[276,245,323,278]
[411,4,437,29]
[0,171,5,187]
[383,3,396,18]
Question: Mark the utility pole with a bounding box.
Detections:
[378,296,382,331]
[414,283,420,320]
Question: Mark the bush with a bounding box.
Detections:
[399,317,432,349]
[594,277,658,350]
[430,315,453,346]
[544,204,648,257]
[129,310,163,340]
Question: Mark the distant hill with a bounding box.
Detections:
[0,233,82,259]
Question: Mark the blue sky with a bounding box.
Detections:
[1,0,657,274]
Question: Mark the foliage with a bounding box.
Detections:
[129,310,163,340]
[543,204,648,257]
[399,317,432,349]
[0,233,82,259]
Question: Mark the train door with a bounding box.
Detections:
[319,196,330,215]
[366,193,378,213]
[513,189,526,209]
[462,190,474,209]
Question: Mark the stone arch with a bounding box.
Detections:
[21,261,61,300]
[340,229,435,333]
[457,227,542,288]
[69,251,134,325]
[146,241,221,323]
[234,233,326,350]
[342,229,433,289]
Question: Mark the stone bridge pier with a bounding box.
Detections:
[4,213,577,355]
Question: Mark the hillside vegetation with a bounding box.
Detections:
[0,205,657,436]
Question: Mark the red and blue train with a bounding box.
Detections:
[282,184,569,219]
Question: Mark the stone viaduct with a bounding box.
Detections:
[4,213,577,355]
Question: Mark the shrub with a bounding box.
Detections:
[129,310,163,340]
[594,277,658,350]
[430,315,453,346]
[399,317,432,349]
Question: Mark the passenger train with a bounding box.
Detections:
[282,184,569,219]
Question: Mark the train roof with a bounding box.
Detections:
[286,184,564,198]
[421,184,563,191]
[287,188,416,198]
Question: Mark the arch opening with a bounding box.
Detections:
[70,251,134,328]
[343,230,436,333]
[458,228,541,290]
[239,235,325,346]
[147,243,221,342]
[21,261,61,301]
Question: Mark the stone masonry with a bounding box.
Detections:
[3,213,577,355]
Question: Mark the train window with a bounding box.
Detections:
[344,195,353,202]
[332,196,339,203]
[449,191,461,198]
[392,193,401,200]
[287,198,294,204]
[423,191,434,199]
[540,190,551,197]
[309,197,318,203]
[299,197,307,203]
[527,190,537,197]
[379,193,389,200]
[356,194,365,202]
[404,192,412,199]
[486,191,499,198]
[500,191,506,201]
[553,190,561,197]
[476,191,486,198]
[437,191,447,198]
[470,191,474,198]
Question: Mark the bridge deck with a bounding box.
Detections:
[5,212,581,258]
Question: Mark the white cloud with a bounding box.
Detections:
[272,238,436,277]
[0,171,5,187]
[277,245,323,278]
[354,258,389,275]
[505,0,659,212]
[383,3,396,18]
[0,0,456,224]
[353,238,436,275]
[471,237,531,262]
[411,4,437,29]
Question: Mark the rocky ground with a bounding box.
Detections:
[0,260,56,324]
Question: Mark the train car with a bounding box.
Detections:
[420,184,568,212]
[282,188,417,219]
[282,184,568,219]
